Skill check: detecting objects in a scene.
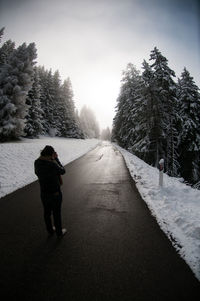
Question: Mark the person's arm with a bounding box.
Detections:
[52,160,65,174]
[54,157,63,168]
[51,152,66,175]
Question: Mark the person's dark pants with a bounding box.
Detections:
[41,191,63,236]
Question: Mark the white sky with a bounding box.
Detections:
[0,0,200,129]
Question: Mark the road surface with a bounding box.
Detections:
[0,141,199,300]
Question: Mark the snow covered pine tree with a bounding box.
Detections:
[177,67,200,183]
[0,41,37,141]
[149,47,180,176]
[24,67,44,138]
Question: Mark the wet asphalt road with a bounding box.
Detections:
[0,141,200,300]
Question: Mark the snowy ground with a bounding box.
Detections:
[0,138,199,281]
[0,137,100,199]
[115,144,200,281]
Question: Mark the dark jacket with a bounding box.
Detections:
[34,156,65,194]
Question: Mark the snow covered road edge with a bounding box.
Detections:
[114,144,200,281]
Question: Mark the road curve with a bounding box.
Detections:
[0,141,199,300]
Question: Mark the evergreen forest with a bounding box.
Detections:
[112,47,200,185]
[0,28,84,141]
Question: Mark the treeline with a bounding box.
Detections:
[25,66,84,139]
[0,28,84,141]
[112,47,200,184]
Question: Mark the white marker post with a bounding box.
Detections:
[159,158,164,187]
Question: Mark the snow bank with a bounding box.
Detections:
[0,137,100,199]
[115,144,200,281]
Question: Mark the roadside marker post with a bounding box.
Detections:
[159,158,164,187]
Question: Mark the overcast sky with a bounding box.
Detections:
[1,0,199,129]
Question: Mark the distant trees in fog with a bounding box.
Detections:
[101,127,111,141]
[79,105,100,138]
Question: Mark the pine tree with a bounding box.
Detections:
[139,60,155,157]
[177,68,200,183]
[112,63,141,149]
[37,66,49,134]
[128,60,153,161]
[0,27,5,43]
[51,70,63,136]
[61,78,84,138]
[149,47,180,175]
[46,69,57,135]
[24,67,43,137]
[61,78,75,137]
[126,66,151,157]
[38,67,57,135]
[0,42,37,141]
[0,40,15,66]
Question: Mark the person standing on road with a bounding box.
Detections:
[34,145,67,238]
